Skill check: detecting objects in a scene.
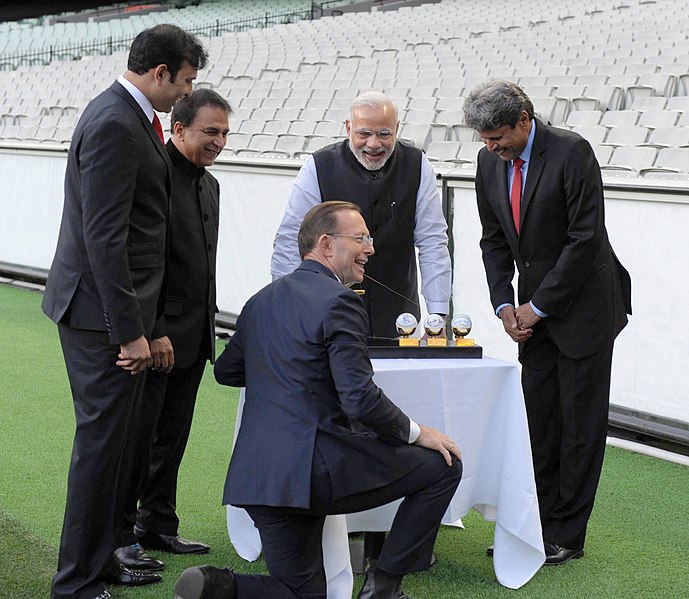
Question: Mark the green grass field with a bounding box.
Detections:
[1,283,688,598]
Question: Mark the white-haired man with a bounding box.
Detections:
[271,91,451,338]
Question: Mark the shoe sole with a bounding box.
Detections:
[136,540,210,555]
[174,567,205,599]
[544,550,584,566]
[117,561,165,571]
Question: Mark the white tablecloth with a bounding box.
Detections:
[226,356,544,594]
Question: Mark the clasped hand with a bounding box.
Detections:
[499,304,541,343]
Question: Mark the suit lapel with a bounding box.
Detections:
[520,119,547,231]
[493,157,518,244]
[110,81,173,170]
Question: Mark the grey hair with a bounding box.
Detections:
[463,79,534,131]
[348,91,398,123]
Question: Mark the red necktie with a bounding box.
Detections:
[152,113,165,144]
[511,157,525,234]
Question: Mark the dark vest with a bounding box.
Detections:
[314,140,422,338]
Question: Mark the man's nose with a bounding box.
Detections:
[366,135,382,148]
[365,242,375,256]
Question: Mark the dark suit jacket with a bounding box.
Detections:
[42,81,172,343]
[215,260,430,509]
[475,119,632,360]
[152,141,218,368]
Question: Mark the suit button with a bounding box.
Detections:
[209,273,214,281]
[525,261,531,268]
[207,243,212,250]
[204,214,209,221]
[371,173,377,179]
[199,184,203,192]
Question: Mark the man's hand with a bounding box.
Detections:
[515,303,542,331]
[414,424,462,466]
[150,336,174,373]
[116,335,152,374]
[499,305,532,343]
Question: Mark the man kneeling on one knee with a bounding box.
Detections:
[175,201,463,599]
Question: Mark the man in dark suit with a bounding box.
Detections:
[174,201,462,599]
[42,24,207,599]
[117,89,231,560]
[463,80,632,565]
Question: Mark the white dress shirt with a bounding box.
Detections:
[270,150,452,315]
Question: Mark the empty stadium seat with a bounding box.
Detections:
[571,125,608,146]
[566,111,604,127]
[601,126,650,147]
[638,110,681,129]
[455,141,484,165]
[641,147,689,175]
[601,110,640,127]
[601,146,658,174]
[426,141,460,163]
[641,127,689,148]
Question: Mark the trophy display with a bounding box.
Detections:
[395,312,420,347]
[424,314,447,347]
[451,314,475,347]
[368,311,482,358]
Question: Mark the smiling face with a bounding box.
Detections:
[153,61,198,113]
[173,105,229,167]
[327,209,375,285]
[346,102,399,171]
[479,110,532,161]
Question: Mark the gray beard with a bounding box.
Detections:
[348,139,395,171]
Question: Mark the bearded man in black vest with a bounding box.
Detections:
[271,91,451,338]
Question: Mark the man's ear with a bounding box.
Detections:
[172,121,184,139]
[153,64,169,85]
[316,233,332,256]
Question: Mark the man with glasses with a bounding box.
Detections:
[115,89,232,573]
[271,91,451,338]
[175,201,462,599]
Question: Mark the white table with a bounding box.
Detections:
[227,356,545,595]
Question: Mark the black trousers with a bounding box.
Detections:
[520,327,614,551]
[133,355,207,535]
[234,449,462,599]
[52,324,147,599]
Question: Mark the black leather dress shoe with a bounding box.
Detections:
[486,544,494,557]
[134,526,210,554]
[174,566,236,599]
[357,570,410,599]
[114,543,164,571]
[105,564,162,586]
[544,540,584,565]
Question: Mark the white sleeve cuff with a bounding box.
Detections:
[408,419,421,443]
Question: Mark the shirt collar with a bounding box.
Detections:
[117,75,155,122]
[167,139,205,178]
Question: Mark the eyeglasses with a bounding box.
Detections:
[327,233,374,246]
[352,128,394,140]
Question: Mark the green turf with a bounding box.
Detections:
[1,282,688,598]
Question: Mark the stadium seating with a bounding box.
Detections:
[0,0,687,175]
